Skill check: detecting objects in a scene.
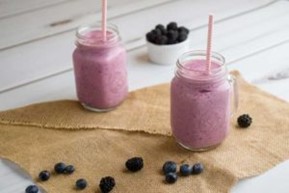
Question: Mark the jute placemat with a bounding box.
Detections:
[0,71,289,193]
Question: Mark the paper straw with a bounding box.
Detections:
[102,0,107,41]
[206,14,214,73]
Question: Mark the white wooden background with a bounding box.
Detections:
[1,0,289,192]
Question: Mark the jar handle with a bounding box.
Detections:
[228,75,238,116]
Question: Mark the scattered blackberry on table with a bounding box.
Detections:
[165,172,178,184]
[54,162,66,174]
[99,176,115,193]
[25,185,39,193]
[38,170,50,181]
[162,161,177,174]
[192,163,204,175]
[75,179,87,190]
[125,157,144,172]
[64,165,75,174]
[237,114,252,128]
[179,164,192,176]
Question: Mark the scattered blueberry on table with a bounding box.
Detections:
[179,164,192,176]
[25,185,39,193]
[162,161,177,174]
[38,170,50,181]
[64,165,75,174]
[54,162,66,174]
[146,22,190,45]
[99,176,115,193]
[237,114,252,128]
[75,178,87,190]
[125,157,144,172]
[192,163,204,175]
[165,172,178,184]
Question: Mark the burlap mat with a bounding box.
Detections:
[0,71,289,193]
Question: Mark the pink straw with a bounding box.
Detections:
[206,14,214,73]
[102,0,107,41]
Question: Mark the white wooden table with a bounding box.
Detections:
[1,0,289,192]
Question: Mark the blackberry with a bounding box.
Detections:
[177,31,188,42]
[154,35,163,45]
[237,114,252,128]
[38,170,50,181]
[99,176,115,193]
[25,185,39,193]
[162,161,177,174]
[155,24,166,34]
[167,22,178,31]
[159,36,168,45]
[54,162,66,174]
[192,163,204,175]
[152,29,162,36]
[179,164,192,176]
[64,165,75,174]
[178,26,190,34]
[146,32,156,43]
[75,179,87,190]
[165,172,178,184]
[125,157,144,172]
[167,30,178,41]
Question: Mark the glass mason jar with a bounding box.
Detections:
[73,23,128,112]
[171,50,238,151]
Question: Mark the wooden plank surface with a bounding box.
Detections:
[0,0,277,93]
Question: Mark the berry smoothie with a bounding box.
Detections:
[73,24,128,111]
[171,55,232,151]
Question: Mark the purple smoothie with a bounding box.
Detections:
[171,56,232,151]
[73,24,128,111]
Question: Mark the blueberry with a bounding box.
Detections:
[178,26,190,34]
[179,164,192,176]
[38,170,50,181]
[76,179,87,190]
[64,165,75,174]
[54,162,66,174]
[167,22,178,31]
[125,157,144,172]
[165,172,178,184]
[167,30,178,41]
[25,185,39,193]
[177,31,188,42]
[99,176,115,193]
[237,114,252,128]
[162,161,177,174]
[192,163,204,174]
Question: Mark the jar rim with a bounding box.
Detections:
[176,50,227,83]
[76,23,120,47]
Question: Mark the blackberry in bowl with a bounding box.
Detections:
[146,22,190,65]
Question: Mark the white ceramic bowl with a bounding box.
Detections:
[146,38,190,65]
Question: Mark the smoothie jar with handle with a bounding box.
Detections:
[170,50,238,151]
[73,23,128,112]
